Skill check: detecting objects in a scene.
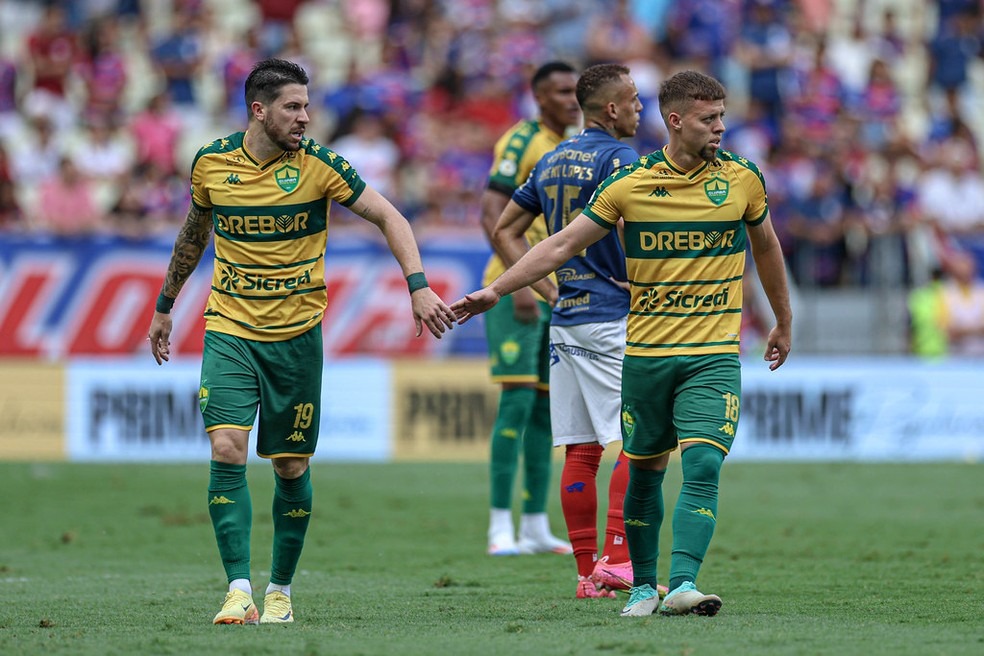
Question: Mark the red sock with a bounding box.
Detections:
[561,444,603,577]
[601,449,630,563]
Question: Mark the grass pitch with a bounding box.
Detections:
[0,460,981,655]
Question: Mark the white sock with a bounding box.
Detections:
[489,508,514,536]
[520,512,551,538]
[229,578,252,595]
[266,583,291,597]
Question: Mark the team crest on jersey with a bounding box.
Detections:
[621,403,636,438]
[500,339,521,365]
[704,175,729,206]
[275,164,300,193]
[199,386,209,412]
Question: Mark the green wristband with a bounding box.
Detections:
[406,272,429,294]
[156,293,175,314]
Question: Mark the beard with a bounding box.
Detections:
[263,119,301,152]
[700,143,719,162]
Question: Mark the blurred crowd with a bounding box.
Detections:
[0,0,983,297]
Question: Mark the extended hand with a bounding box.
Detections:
[412,288,457,338]
[450,288,500,324]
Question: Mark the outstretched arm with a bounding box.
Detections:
[148,204,213,365]
[349,186,456,338]
[452,214,609,323]
[480,187,542,322]
[493,200,557,305]
[747,213,793,370]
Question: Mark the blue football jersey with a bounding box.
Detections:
[512,128,638,326]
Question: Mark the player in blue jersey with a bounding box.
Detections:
[492,63,658,599]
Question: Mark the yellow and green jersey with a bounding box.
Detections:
[190,131,366,342]
[583,147,768,357]
[481,119,565,293]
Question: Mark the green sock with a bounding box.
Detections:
[490,387,536,509]
[208,460,252,583]
[669,446,725,591]
[270,468,313,586]
[624,465,665,589]
[521,392,552,514]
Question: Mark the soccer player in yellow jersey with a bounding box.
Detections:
[146,59,455,626]
[453,70,792,616]
[480,62,582,556]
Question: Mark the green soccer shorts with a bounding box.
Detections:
[483,294,551,389]
[620,353,741,458]
[199,326,323,458]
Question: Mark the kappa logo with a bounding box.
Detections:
[625,518,650,527]
[209,495,235,505]
[718,422,735,436]
[283,508,312,518]
[693,507,717,520]
[224,173,242,185]
[286,431,306,442]
[648,186,671,198]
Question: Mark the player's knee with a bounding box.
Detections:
[629,451,670,471]
[272,456,310,480]
[209,430,249,464]
[681,445,724,485]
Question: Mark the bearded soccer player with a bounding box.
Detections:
[480,61,582,556]
[453,70,792,616]
[147,58,454,625]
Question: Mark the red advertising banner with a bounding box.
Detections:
[0,234,491,359]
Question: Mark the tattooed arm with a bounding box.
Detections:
[148,205,213,364]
